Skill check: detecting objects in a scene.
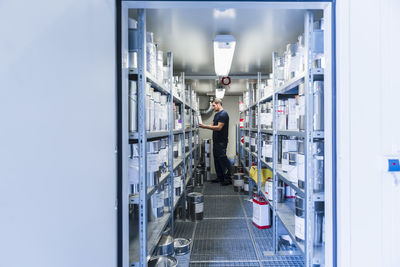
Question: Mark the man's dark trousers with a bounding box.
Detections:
[213,142,232,183]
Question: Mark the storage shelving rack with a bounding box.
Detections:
[238,11,325,267]
[122,8,200,267]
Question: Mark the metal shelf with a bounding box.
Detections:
[173,95,184,105]
[130,171,170,204]
[261,129,273,134]
[173,129,184,135]
[275,72,305,95]
[260,158,273,170]
[258,93,273,104]
[276,165,305,198]
[242,128,273,135]
[185,128,197,133]
[312,68,324,76]
[174,157,184,170]
[130,186,187,265]
[260,187,274,209]
[129,68,170,96]
[240,158,250,175]
[130,156,186,204]
[130,130,183,140]
[313,131,324,139]
[129,210,171,265]
[184,102,197,112]
[277,130,306,138]
[276,200,305,254]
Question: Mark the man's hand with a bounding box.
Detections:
[199,123,205,129]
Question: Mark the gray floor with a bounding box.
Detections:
[174,181,304,267]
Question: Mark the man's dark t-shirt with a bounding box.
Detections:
[212,110,229,144]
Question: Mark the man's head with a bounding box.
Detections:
[212,98,223,112]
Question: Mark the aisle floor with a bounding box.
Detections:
[175,181,304,267]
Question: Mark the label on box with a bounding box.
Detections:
[288,165,298,183]
[297,154,305,182]
[299,96,305,115]
[147,153,159,172]
[129,158,139,184]
[287,114,298,130]
[295,216,305,240]
[174,176,182,188]
[288,98,296,114]
[282,140,297,152]
[195,202,204,213]
[253,197,270,227]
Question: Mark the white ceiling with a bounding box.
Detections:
[129,8,322,95]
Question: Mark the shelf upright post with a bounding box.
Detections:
[272,52,279,254]
[304,10,315,267]
[181,72,187,220]
[188,84,193,185]
[167,52,174,235]
[257,72,262,194]
[248,83,253,172]
[137,9,148,267]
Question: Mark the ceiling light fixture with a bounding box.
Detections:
[215,87,225,99]
[213,8,236,19]
[213,35,236,77]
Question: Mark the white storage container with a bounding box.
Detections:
[252,195,271,229]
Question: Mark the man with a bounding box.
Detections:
[199,98,232,185]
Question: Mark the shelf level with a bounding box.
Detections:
[277,130,306,138]
[240,158,250,175]
[260,188,274,209]
[276,200,305,254]
[260,158,273,170]
[129,210,171,265]
[173,95,184,105]
[129,68,170,96]
[275,72,305,95]
[259,93,273,104]
[276,165,305,198]
[130,130,183,140]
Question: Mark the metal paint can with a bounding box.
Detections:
[156,234,175,256]
[128,81,137,132]
[187,192,204,221]
[174,238,192,267]
[295,194,305,243]
[313,155,324,192]
[314,201,324,245]
[313,81,324,131]
[233,173,245,192]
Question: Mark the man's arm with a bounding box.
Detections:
[199,122,224,131]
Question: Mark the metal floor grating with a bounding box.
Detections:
[203,196,245,218]
[248,220,273,239]
[195,219,251,240]
[203,183,242,196]
[190,238,258,261]
[189,262,260,267]
[261,256,304,266]
[193,185,205,193]
[174,220,196,239]
[188,181,304,266]
[242,197,254,217]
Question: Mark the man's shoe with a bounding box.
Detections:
[211,179,221,183]
[221,180,233,186]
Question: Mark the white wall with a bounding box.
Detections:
[199,95,239,174]
[336,0,400,266]
[0,1,117,267]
